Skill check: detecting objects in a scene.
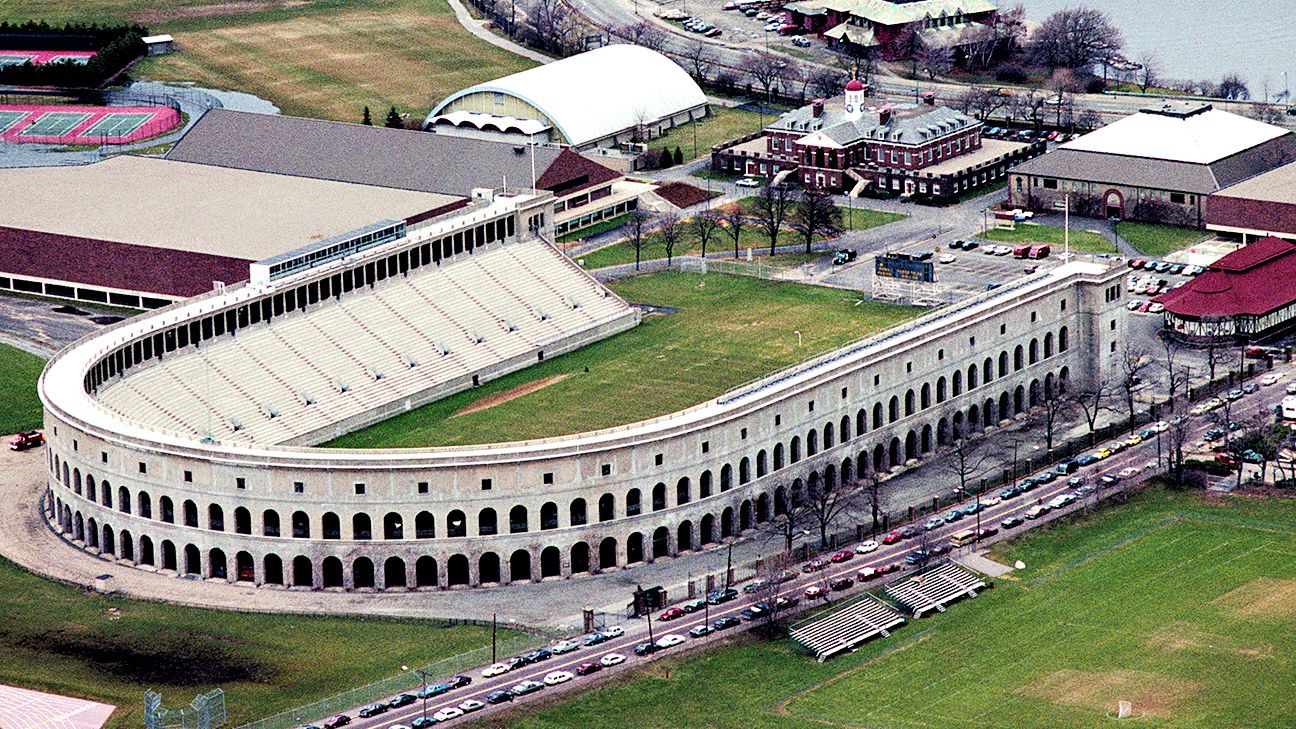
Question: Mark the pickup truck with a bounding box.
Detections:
[9,430,44,451]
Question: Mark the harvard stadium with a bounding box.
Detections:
[37,180,1126,592]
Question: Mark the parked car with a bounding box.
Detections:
[543,671,574,686]
[600,652,627,666]
[900,525,923,538]
[689,624,714,638]
[802,558,829,572]
[458,699,485,714]
[735,176,762,188]
[485,691,514,705]
[682,598,707,613]
[509,680,544,696]
[881,530,903,544]
[357,705,388,718]
[410,717,434,729]
[656,634,686,648]
[551,639,581,654]
[707,588,738,604]
[482,662,511,677]
[602,626,625,638]
[855,539,879,553]
[804,585,826,599]
[829,576,853,591]
[433,707,463,722]
[574,661,602,676]
[1024,505,1050,519]
[416,684,450,699]
[1001,516,1024,529]
[924,516,946,530]
[8,430,44,451]
[386,694,417,708]
[712,616,741,630]
[742,579,768,595]
[830,549,854,563]
[659,606,686,621]
[633,642,659,657]
[583,632,609,647]
[524,648,552,663]
[323,716,350,729]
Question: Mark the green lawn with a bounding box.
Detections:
[500,487,1296,728]
[979,223,1118,254]
[0,556,513,729]
[576,224,810,270]
[1117,221,1209,258]
[556,213,632,244]
[0,343,46,434]
[652,106,767,161]
[326,273,922,448]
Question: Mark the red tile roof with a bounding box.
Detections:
[0,226,251,299]
[535,148,621,196]
[1158,236,1296,317]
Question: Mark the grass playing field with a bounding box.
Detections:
[979,223,1118,255]
[499,486,1296,728]
[0,556,511,729]
[0,343,46,435]
[12,0,539,123]
[325,272,922,448]
[1116,221,1209,258]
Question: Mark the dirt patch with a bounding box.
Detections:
[131,0,312,23]
[1020,669,1200,719]
[1145,621,1273,659]
[451,375,569,418]
[654,181,719,209]
[1213,577,1296,619]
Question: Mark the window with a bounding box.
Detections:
[1030,312,1037,323]
[1043,178,1058,189]
[293,481,304,494]
[654,454,663,466]
[1000,324,1007,334]
[938,349,944,360]
[1170,192,1185,205]
[543,472,554,484]
[601,463,612,476]
[969,336,975,346]
[101,451,108,464]
[481,478,493,491]
[138,462,147,474]
[906,362,913,373]
[874,374,880,385]
[236,477,246,490]
[417,481,429,494]
[184,470,192,482]
[741,427,748,439]
[808,400,815,412]
[701,441,710,454]
[1060,299,1067,311]
[354,483,366,495]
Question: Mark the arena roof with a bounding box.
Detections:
[0,156,459,260]
[1061,103,1290,165]
[168,109,619,198]
[429,45,707,148]
[1157,236,1296,317]
[1213,159,1296,204]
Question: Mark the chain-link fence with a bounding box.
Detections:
[237,635,538,729]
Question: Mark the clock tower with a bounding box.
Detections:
[844,78,866,122]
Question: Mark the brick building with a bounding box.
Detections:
[712,81,1041,202]
[783,0,998,59]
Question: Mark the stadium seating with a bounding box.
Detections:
[790,595,906,662]
[884,563,987,617]
[95,241,635,445]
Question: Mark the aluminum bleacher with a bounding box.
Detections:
[789,594,906,662]
[95,240,637,445]
[884,562,987,618]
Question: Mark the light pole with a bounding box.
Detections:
[725,541,734,588]
[491,613,498,663]
[414,668,431,722]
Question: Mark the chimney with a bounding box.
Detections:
[811,99,825,118]
[878,106,892,125]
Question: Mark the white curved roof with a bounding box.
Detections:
[1062,103,1289,165]
[430,45,706,147]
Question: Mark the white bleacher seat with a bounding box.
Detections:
[884,563,987,618]
[790,595,906,662]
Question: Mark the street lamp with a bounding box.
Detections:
[794,330,802,347]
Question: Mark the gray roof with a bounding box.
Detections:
[1013,133,1296,195]
[167,108,568,197]
[771,101,977,146]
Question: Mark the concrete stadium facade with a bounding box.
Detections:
[39,256,1126,593]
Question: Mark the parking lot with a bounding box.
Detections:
[655,1,815,51]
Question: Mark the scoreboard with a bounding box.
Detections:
[875,253,935,283]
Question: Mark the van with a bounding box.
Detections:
[1012,245,1031,258]
[1028,244,1051,259]
[949,529,977,548]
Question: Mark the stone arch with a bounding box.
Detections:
[1029,338,1039,364]
[291,510,310,538]
[74,511,85,542]
[1059,326,1069,351]
[905,430,919,461]
[756,450,768,478]
[676,477,691,505]
[509,505,528,533]
[889,437,901,467]
[1059,366,1071,391]
[652,482,667,511]
[936,377,947,403]
[322,512,341,540]
[791,436,802,463]
[384,557,407,588]
[873,443,886,472]
[352,512,371,540]
[480,552,502,584]
[540,546,561,578]
[101,523,115,555]
[739,457,752,484]
[120,530,134,561]
[416,511,435,538]
[756,492,770,522]
[235,550,253,582]
[983,357,993,384]
[118,485,131,514]
[721,507,734,538]
[291,555,312,586]
[138,491,152,519]
[569,499,587,527]
[807,429,818,456]
[161,539,177,571]
[350,557,373,589]
[626,488,642,516]
[626,533,644,564]
[209,548,227,579]
[921,423,932,453]
[1014,344,1025,371]
[872,402,884,429]
[416,556,438,586]
[984,398,995,427]
[478,508,498,535]
[955,368,965,394]
[263,553,283,584]
[571,542,590,574]
[700,470,713,498]
[86,517,98,548]
[840,414,851,442]
[1030,378,1042,406]
[446,509,467,537]
[921,383,932,409]
[998,351,1009,377]
[856,407,866,435]
[540,501,559,530]
[700,514,715,544]
[1045,372,1057,398]
[384,512,404,540]
[888,396,899,422]
[999,391,1011,421]
[938,416,950,445]
[100,480,112,509]
[773,443,785,470]
[791,478,804,508]
[652,526,670,558]
[448,554,470,586]
[182,500,198,528]
[599,493,615,521]
[234,506,251,534]
[677,520,694,551]
[599,537,618,569]
[1045,331,1055,357]
[323,556,345,588]
[824,422,835,449]
[262,508,279,536]
[739,500,753,532]
[184,544,201,575]
[904,389,916,416]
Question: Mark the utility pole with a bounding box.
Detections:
[646,608,656,646]
[725,542,734,588]
[491,613,497,664]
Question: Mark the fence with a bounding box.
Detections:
[236,635,537,729]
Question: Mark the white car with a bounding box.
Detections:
[432,707,463,721]
[854,540,879,554]
[1118,467,1140,478]
[551,639,581,654]
[1262,372,1286,386]
[938,254,956,264]
[1148,302,1164,313]
[602,625,625,638]
[543,670,574,686]
[1287,381,1296,395]
[457,699,485,713]
[656,634,686,648]
[1047,494,1070,509]
[982,244,997,255]
[735,177,761,188]
[982,495,1002,507]
[481,662,511,677]
[1151,420,1170,432]
[600,652,627,666]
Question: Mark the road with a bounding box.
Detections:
[325,366,1289,729]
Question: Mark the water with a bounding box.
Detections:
[1017,0,1296,101]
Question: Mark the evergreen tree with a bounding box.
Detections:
[658,148,673,169]
[362,106,372,125]
[673,146,684,165]
[384,106,403,128]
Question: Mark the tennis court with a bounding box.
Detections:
[0,110,29,134]
[0,49,95,65]
[18,112,91,137]
[0,53,36,67]
[81,112,155,138]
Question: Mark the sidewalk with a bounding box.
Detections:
[442,0,551,64]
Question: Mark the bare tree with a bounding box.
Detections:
[809,68,845,99]
[789,186,843,255]
[1217,72,1251,100]
[1136,51,1161,93]
[752,182,793,256]
[624,208,653,270]
[918,43,953,80]
[1117,344,1152,428]
[524,0,577,56]
[1158,335,1192,412]
[749,554,797,638]
[894,25,928,78]
[958,4,1026,71]
[688,209,722,260]
[743,52,783,101]
[657,211,682,266]
[721,203,747,259]
[861,466,884,534]
[683,40,714,82]
[938,437,989,500]
[804,467,863,549]
[956,86,1011,122]
[766,490,812,551]
[1039,382,1070,452]
[1166,413,1190,486]
[1072,378,1111,445]
[1027,7,1124,70]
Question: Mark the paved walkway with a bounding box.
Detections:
[958,551,1015,577]
[443,0,551,64]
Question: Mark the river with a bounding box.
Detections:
[1016,0,1296,101]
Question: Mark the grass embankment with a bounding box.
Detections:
[502,487,1296,728]
[1117,221,1210,258]
[979,222,1118,254]
[652,106,766,162]
[326,273,922,448]
[0,556,510,729]
[0,343,45,434]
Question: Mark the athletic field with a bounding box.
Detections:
[504,488,1296,728]
[326,272,923,448]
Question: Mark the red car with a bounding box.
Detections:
[804,585,826,599]
[877,563,901,575]
[802,559,827,573]
[573,661,602,676]
[881,530,903,545]
[659,606,686,621]
[1215,452,1241,467]
[1129,259,1146,269]
[829,549,854,563]
[856,566,880,581]
[323,716,350,729]
[8,430,44,451]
